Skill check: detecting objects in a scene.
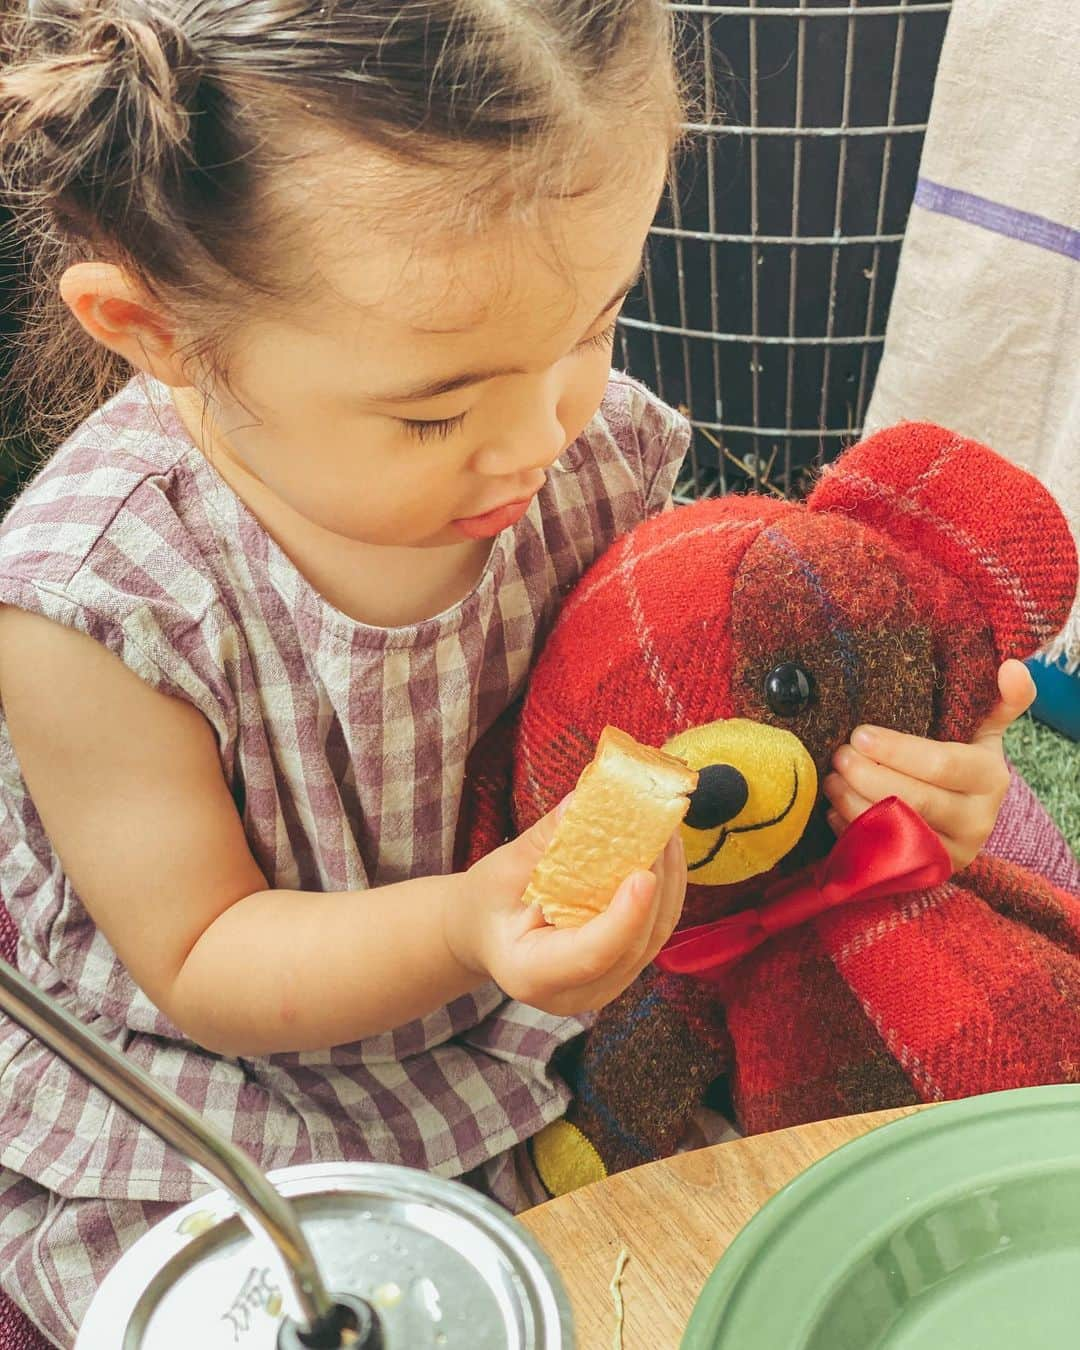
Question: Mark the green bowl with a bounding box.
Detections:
[683,1086,1080,1349]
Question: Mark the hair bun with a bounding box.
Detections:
[3,1,203,237]
[41,1,202,116]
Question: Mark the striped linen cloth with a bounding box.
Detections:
[866,0,1080,667]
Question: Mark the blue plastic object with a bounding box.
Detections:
[1028,656,1080,741]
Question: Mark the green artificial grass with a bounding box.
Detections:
[1005,714,1080,856]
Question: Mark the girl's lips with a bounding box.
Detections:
[452,497,533,539]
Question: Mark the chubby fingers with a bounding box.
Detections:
[825,733,1012,871]
[526,833,686,1009]
[839,726,1001,795]
[529,869,660,992]
[826,742,998,834]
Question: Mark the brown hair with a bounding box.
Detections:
[0,0,682,459]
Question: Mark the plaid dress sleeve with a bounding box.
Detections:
[604,370,691,514]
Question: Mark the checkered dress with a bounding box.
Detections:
[0,373,687,1344]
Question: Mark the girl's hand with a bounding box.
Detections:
[823,659,1036,872]
[444,803,687,1016]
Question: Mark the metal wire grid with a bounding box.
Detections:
[617,0,952,500]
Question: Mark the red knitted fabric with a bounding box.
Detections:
[459,421,1080,1170]
[724,854,1080,1132]
[808,422,1077,663]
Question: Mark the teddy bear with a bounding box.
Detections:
[457,420,1080,1196]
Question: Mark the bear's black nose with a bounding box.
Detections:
[684,764,750,831]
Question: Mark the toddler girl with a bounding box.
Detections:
[0,2,1027,1344]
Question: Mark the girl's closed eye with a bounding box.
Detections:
[397,322,620,443]
[399,412,468,443]
[579,320,619,352]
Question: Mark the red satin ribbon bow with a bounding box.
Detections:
[656,796,953,982]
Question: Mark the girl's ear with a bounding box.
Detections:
[60,261,191,388]
[806,421,1078,665]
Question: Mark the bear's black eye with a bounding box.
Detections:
[764,662,816,717]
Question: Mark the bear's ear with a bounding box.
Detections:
[807,421,1078,662]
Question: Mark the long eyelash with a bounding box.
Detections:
[400,412,468,443]
[580,321,619,352]
[400,322,617,443]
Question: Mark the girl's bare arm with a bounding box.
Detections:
[0,609,686,1057]
[0,608,489,1054]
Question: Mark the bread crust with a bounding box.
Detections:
[522,727,698,928]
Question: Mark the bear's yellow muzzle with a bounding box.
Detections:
[663,719,817,885]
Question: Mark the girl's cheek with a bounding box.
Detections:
[559,352,613,444]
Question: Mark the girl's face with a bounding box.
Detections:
[194,147,669,550]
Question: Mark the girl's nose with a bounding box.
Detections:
[471,382,566,478]
[472,436,562,479]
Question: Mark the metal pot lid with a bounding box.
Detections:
[76,1162,574,1349]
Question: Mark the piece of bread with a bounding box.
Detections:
[522,726,698,928]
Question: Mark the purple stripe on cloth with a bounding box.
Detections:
[914,178,1080,262]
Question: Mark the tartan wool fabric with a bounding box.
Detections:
[0,371,687,1345]
[463,421,1080,1176]
[725,853,1080,1135]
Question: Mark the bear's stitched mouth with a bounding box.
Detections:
[686,764,802,873]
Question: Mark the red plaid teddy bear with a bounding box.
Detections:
[459,421,1080,1195]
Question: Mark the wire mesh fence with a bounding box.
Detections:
[618,0,953,501]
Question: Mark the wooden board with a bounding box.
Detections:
[518,1106,926,1350]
